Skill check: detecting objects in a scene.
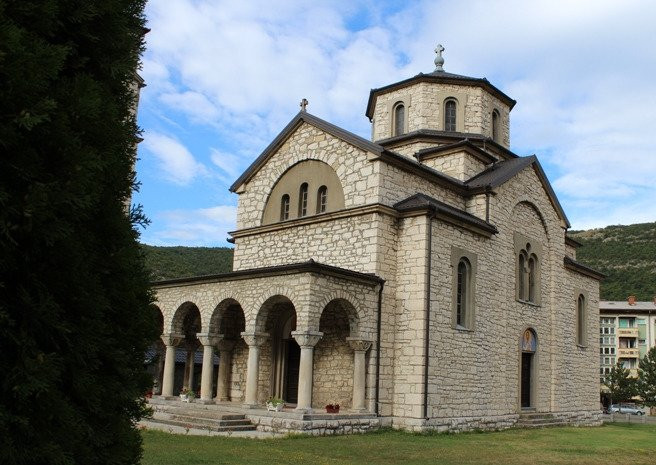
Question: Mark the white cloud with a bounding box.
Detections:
[142,132,208,185]
[148,205,238,246]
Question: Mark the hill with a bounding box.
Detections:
[570,222,656,301]
[140,222,656,299]
[141,244,233,281]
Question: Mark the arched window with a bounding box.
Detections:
[280,194,290,221]
[298,183,308,217]
[518,253,526,301]
[393,103,405,136]
[444,99,457,131]
[577,294,586,345]
[528,255,537,303]
[456,258,470,327]
[316,185,327,214]
[492,110,500,142]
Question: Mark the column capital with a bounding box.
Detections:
[196,332,220,347]
[161,333,184,347]
[240,331,268,347]
[347,337,373,352]
[292,331,323,348]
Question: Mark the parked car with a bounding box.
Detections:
[609,404,645,415]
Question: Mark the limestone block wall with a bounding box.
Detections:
[392,215,429,419]
[235,122,380,230]
[233,214,381,272]
[313,305,354,409]
[229,340,248,401]
[565,243,577,259]
[421,151,487,181]
[389,141,439,158]
[465,193,487,220]
[378,161,465,209]
[551,268,600,413]
[371,82,511,148]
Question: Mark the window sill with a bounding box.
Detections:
[517,299,541,308]
[453,324,474,333]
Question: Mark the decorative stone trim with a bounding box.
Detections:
[291,331,323,348]
[240,332,269,347]
[347,338,373,352]
[160,333,184,347]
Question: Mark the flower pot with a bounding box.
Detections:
[267,402,284,412]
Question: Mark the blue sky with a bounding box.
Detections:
[135,0,656,246]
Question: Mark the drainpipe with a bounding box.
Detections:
[485,188,491,223]
[423,211,435,420]
[375,280,385,415]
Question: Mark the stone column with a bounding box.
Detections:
[215,337,236,402]
[197,333,219,402]
[291,331,323,412]
[347,338,373,412]
[183,341,199,390]
[241,332,268,408]
[160,333,183,397]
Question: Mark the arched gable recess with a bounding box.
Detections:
[511,201,549,242]
[261,160,345,225]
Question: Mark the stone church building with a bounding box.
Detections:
[149,49,603,433]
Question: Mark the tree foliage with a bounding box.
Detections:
[604,363,636,405]
[637,347,656,407]
[570,222,656,300]
[141,245,233,281]
[0,1,156,464]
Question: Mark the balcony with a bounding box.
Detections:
[618,348,640,358]
[617,328,639,337]
[629,369,639,378]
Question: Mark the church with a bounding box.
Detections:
[148,47,603,434]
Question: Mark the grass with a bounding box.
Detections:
[141,423,656,465]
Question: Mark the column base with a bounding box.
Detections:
[198,398,214,404]
[215,396,230,402]
[242,403,260,409]
[350,408,368,413]
[295,406,313,413]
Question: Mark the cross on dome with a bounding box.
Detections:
[434,44,445,72]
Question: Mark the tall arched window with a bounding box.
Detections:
[528,255,537,303]
[444,99,457,131]
[577,294,586,345]
[456,258,470,327]
[518,253,527,301]
[316,185,327,214]
[394,103,405,136]
[280,194,290,221]
[298,183,308,217]
[492,109,500,142]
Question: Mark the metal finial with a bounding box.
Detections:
[434,44,445,72]
[300,98,309,112]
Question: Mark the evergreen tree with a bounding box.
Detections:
[0,1,156,464]
[637,347,656,408]
[604,362,636,406]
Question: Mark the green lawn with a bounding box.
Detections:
[141,423,656,465]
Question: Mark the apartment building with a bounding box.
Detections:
[599,297,656,386]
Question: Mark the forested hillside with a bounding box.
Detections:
[570,222,656,301]
[141,245,233,281]
[141,222,656,300]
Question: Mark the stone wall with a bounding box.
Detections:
[313,304,354,409]
[421,151,487,181]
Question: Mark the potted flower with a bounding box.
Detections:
[325,402,340,414]
[179,387,196,403]
[266,397,285,412]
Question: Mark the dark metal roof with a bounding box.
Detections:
[394,193,498,235]
[415,139,497,164]
[564,256,605,281]
[376,129,518,161]
[230,112,384,192]
[466,156,570,228]
[366,71,516,119]
[152,259,384,287]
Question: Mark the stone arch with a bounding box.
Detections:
[208,298,246,339]
[511,200,550,241]
[149,305,166,395]
[261,159,345,225]
[254,294,296,334]
[169,301,202,335]
[313,295,362,336]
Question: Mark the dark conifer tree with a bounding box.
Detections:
[0,1,156,463]
[637,347,656,408]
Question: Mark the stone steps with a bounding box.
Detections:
[146,398,256,432]
[516,412,568,429]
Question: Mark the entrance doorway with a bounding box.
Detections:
[284,339,300,403]
[520,328,537,409]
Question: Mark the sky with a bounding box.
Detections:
[135,0,656,247]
